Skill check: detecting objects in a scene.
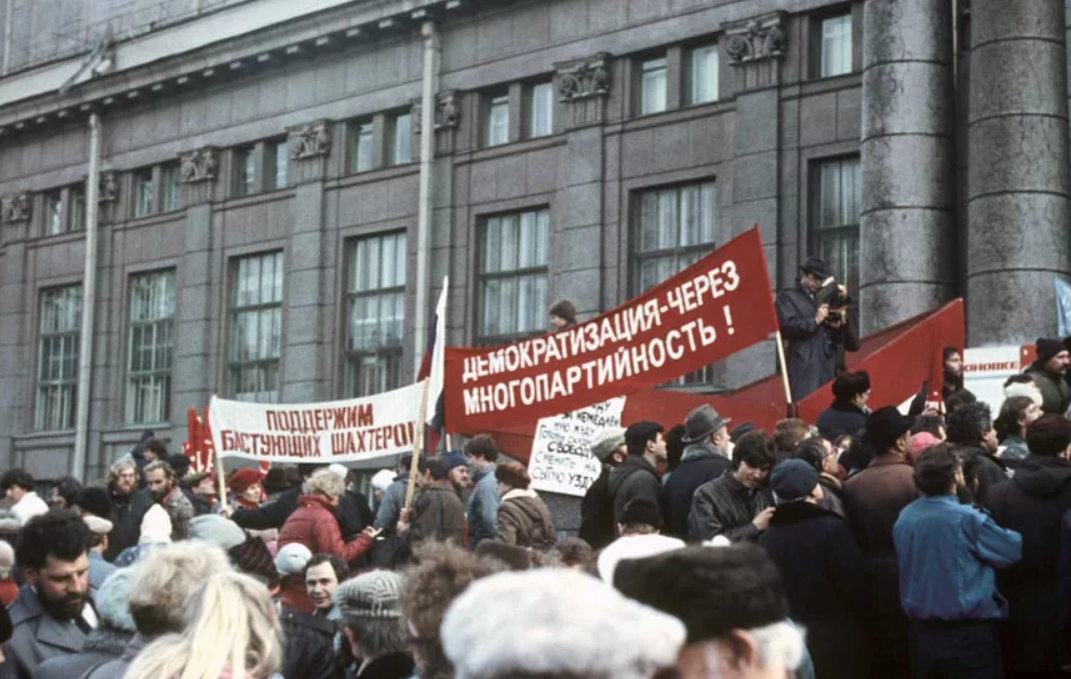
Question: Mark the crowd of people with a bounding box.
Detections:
[0,282,1069,678]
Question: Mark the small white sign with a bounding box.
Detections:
[528,397,627,497]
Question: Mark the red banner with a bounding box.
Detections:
[445,228,779,431]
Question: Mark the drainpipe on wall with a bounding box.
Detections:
[413,20,439,377]
[73,112,100,480]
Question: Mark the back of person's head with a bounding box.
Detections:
[305,553,348,585]
[0,468,33,493]
[831,371,870,403]
[464,434,499,463]
[549,537,594,569]
[494,462,531,490]
[401,542,502,679]
[95,568,138,633]
[441,569,684,679]
[913,443,960,496]
[125,572,283,679]
[946,402,992,446]
[944,389,977,417]
[399,453,414,473]
[618,498,662,536]
[127,541,233,636]
[302,469,345,499]
[16,509,91,571]
[732,431,776,470]
[51,476,82,507]
[791,437,829,472]
[773,419,810,454]
[664,423,688,472]
[144,439,169,460]
[297,463,328,480]
[425,457,449,482]
[548,299,578,324]
[1026,414,1071,457]
[1004,373,1034,389]
[994,396,1035,442]
[911,412,946,438]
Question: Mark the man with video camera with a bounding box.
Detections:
[776,257,859,401]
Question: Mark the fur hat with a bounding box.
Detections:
[590,427,626,462]
[1004,381,1043,407]
[228,468,262,494]
[188,515,246,551]
[83,515,114,535]
[0,540,13,579]
[95,569,137,632]
[441,569,685,679]
[596,534,684,585]
[620,498,662,529]
[139,505,172,545]
[371,469,395,492]
[329,463,350,480]
[334,570,404,619]
[274,542,313,576]
[75,486,112,518]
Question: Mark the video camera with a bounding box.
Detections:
[815,277,853,324]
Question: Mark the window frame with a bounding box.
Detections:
[388,111,412,166]
[269,139,289,190]
[344,231,408,398]
[233,145,256,198]
[68,185,86,232]
[161,162,182,212]
[42,190,63,235]
[638,55,669,116]
[126,269,176,425]
[475,207,552,346]
[485,90,511,148]
[35,285,82,431]
[228,251,285,403]
[816,11,854,79]
[527,80,555,139]
[688,43,720,105]
[349,119,376,174]
[133,168,156,218]
[810,155,862,322]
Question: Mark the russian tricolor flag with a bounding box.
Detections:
[419,278,448,454]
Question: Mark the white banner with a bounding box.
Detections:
[528,397,626,497]
[209,381,425,463]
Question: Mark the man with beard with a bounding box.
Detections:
[143,461,195,541]
[688,431,776,542]
[105,458,150,561]
[0,511,96,679]
[1025,338,1071,414]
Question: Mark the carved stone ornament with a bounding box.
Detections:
[413,91,462,134]
[725,12,787,65]
[555,53,612,102]
[179,147,220,183]
[288,120,332,160]
[98,172,119,203]
[0,192,31,223]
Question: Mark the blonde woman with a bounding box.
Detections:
[125,572,284,679]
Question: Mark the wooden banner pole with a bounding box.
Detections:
[774,330,795,414]
[405,378,433,509]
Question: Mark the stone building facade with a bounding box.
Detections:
[0,0,1067,498]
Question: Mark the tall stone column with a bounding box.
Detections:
[859,0,955,335]
[968,0,1071,344]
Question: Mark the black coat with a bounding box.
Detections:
[281,609,336,679]
[661,446,731,540]
[608,456,663,527]
[759,502,870,679]
[579,467,615,550]
[338,489,375,541]
[232,485,301,530]
[985,455,1071,673]
[776,284,836,401]
[105,484,151,562]
[688,471,772,542]
[816,402,867,441]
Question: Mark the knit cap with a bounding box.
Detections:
[274,542,313,576]
[75,486,113,518]
[334,570,404,619]
[228,536,279,583]
[1037,338,1066,364]
[139,505,172,545]
[189,514,246,551]
[371,469,395,492]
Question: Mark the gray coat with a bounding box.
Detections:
[32,625,133,679]
[373,476,408,534]
[0,585,91,679]
[776,284,836,401]
[80,632,150,679]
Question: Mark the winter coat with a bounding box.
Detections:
[985,454,1071,672]
[281,608,336,679]
[497,489,556,550]
[161,486,196,541]
[350,651,416,679]
[373,477,407,534]
[579,467,615,550]
[79,632,149,679]
[759,501,870,679]
[278,495,374,563]
[776,284,836,401]
[280,575,314,615]
[816,474,846,518]
[962,449,1009,505]
[999,435,1030,464]
[467,467,501,548]
[816,401,868,441]
[1025,362,1069,414]
[661,441,731,540]
[406,485,466,547]
[10,492,48,526]
[841,453,917,678]
[0,585,91,679]
[608,456,663,527]
[232,485,301,531]
[105,483,151,561]
[338,488,375,541]
[32,625,133,679]
[688,471,772,542]
[87,552,115,597]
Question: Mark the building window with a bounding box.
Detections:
[389,112,412,166]
[690,44,719,104]
[229,252,284,403]
[486,92,510,147]
[68,186,86,232]
[346,232,407,397]
[271,140,289,190]
[36,286,81,430]
[640,56,668,115]
[351,121,375,173]
[162,163,182,212]
[633,182,718,385]
[127,270,175,424]
[234,146,256,197]
[529,81,554,138]
[134,169,155,217]
[814,157,861,305]
[478,208,550,344]
[820,14,853,77]
[43,191,62,235]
